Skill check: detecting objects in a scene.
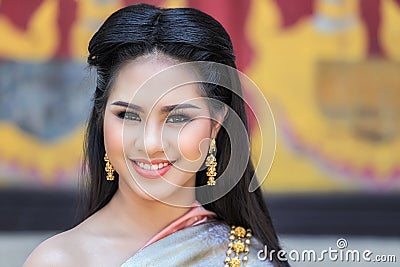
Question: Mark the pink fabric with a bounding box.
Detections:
[138,201,216,251]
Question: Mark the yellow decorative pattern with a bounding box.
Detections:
[0,0,58,61]
[246,0,400,192]
[0,123,83,185]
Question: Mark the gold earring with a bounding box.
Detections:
[205,138,217,186]
[104,153,115,181]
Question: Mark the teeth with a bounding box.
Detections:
[136,161,169,170]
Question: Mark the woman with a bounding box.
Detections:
[24,4,289,267]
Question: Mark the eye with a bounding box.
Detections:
[118,111,141,121]
[166,114,191,123]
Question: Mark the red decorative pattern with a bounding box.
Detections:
[0,0,44,30]
[188,0,253,71]
[274,0,314,28]
[55,0,77,59]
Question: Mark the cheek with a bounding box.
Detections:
[103,112,124,159]
[178,119,211,162]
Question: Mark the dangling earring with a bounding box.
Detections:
[104,153,115,181]
[205,138,217,186]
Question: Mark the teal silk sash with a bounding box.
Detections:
[121,219,274,266]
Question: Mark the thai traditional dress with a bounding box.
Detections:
[121,202,274,267]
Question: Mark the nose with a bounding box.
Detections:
[135,120,165,156]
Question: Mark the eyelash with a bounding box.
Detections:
[116,111,192,123]
[117,111,141,121]
[166,113,191,123]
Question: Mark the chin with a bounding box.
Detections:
[142,184,194,207]
[122,167,196,205]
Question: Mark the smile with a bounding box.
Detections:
[131,159,175,179]
[135,161,170,170]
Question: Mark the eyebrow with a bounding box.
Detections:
[111,101,144,112]
[111,101,201,113]
[161,103,201,113]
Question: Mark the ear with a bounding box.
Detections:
[211,106,228,138]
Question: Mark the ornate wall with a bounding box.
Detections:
[1,0,399,192]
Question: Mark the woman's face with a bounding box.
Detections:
[103,54,220,206]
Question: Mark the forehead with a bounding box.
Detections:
[110,56,204,110]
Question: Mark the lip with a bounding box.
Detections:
[134,159,173,164]
[130,159,175,179]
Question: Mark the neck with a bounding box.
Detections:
[101,180,196,239]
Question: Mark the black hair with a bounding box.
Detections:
[81,4,289,266]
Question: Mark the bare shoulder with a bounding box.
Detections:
[23,226,85,267]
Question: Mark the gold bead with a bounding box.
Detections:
[229,257,241,267]
[207,177,216,186]
[245,239,251,245]
[234,226,246,238]
[229,235,235,240]
[243,256,248,262]
[225,256,231,262]
[226,249,233,255]
[205,154,216,165]
[232,241,245,253]
[228,242,234,248]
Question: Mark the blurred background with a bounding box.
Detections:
[0,0,399,266]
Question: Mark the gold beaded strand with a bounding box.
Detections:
[224,225,252,267]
